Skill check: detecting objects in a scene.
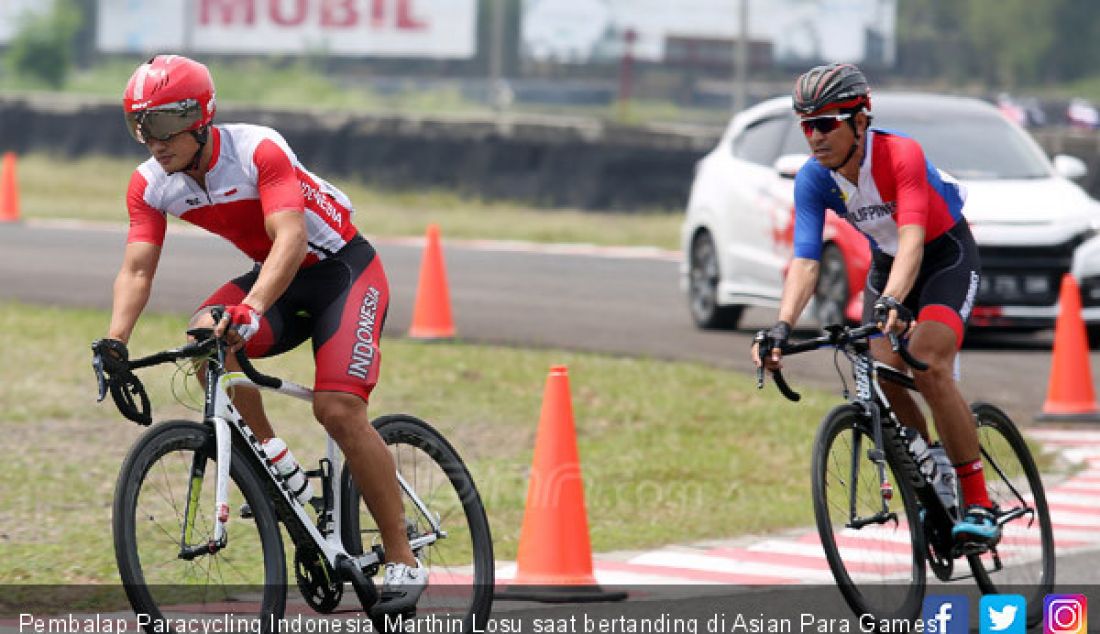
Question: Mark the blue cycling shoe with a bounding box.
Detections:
[952,505,1001,546]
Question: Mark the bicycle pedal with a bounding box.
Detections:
[239,503,253,519]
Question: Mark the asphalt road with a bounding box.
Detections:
[0,222,1083,426]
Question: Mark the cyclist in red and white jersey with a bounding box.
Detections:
[751,63,1000,545]
[97,55,425,610]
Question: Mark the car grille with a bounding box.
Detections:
[976,237,1084,306]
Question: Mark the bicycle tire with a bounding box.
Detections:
[967,402,1055,629]
[811,405,925,622]
[113,419,286,633]
[340,414,494,631]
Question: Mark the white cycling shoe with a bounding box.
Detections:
[371,558,428,616]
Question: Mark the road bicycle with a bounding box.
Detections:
[92,310,494,633]
[754,323,1055,628]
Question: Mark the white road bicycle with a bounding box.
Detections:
[93,310,494,633]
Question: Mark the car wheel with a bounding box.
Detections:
[814,243,849,326]
[688,231,743,329]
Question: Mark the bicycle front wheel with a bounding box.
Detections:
[967,402,1055,629]
[113,420,286,633]
[812,405,925,622]
[341,414,494,630]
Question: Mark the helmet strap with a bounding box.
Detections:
[185,126,210,173]
[833,109,866,171]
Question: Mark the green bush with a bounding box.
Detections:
[5,0,82,88]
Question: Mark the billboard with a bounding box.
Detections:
[522,0,897,66]
[96,0,478,59]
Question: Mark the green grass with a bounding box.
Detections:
[5,58,731,127]
[18,152,684,249]
[0,300,834,584]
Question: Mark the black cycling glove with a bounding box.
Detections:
[754,321,792,361]
[873,295,914,327]
[92,338,130,375]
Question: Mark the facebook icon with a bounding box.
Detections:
[923,596,970,634]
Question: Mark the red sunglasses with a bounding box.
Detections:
[800,112,854,136]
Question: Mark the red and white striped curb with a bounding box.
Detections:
[496,428,1100,585]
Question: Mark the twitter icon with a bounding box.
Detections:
[981,594,1027,634]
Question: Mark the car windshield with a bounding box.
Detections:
[778,107,1054,181]
[875,113,1052,180]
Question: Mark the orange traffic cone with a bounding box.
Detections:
[0,152,20,223]
[407,224,455,339]
[1037,274,1100,421]
[498,365,627,603]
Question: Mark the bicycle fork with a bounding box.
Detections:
[178,417,234,560]
[846,357,898,529]
[845,402,899,529]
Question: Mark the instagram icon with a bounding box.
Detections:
[1044,595,1087,634]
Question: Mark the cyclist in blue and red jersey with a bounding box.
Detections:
[750,63,999,545]
[95,54,425,611]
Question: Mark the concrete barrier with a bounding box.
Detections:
[0,94,718,211]
[3,94,1100,211]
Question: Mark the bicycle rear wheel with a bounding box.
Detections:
[113,420,286,633]
[812,405,925,622]
[341,414,494,631]
[967,402,1055,629]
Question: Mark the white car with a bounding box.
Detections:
[681,92,1100,336]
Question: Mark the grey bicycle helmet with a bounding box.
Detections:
[792,63,871,116]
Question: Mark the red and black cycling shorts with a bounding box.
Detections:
[862,220,981,349]
[199,234,389,402]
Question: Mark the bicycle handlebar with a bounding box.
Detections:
[95,306,286,425]
[755,323,929,402]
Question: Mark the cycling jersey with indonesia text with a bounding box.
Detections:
[126,124,358,266]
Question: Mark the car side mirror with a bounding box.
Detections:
[773,154,809,179]
[1053,154,1088,181]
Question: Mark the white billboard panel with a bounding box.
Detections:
[522,0,896,66]
[97,0,477,59]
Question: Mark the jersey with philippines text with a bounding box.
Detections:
[126,124,357,266]
[792,128,967,259]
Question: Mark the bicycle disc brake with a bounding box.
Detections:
[295,549,343,614]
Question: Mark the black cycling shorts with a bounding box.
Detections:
[862,220,981,348]
[198,234,389,401]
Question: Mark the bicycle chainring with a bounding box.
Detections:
[295,549,343,613]
[921,508,954,581]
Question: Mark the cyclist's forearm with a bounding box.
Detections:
[242,224,307,314]
[881,225,925,301]
[777,257,820,326]
[108,271,153,343]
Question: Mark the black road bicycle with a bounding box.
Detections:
[93,311,494,633]
[755,324,1055,628]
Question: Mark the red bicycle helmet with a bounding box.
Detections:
[123,55,216,143]
[792,63,871,116]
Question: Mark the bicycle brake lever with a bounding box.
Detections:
[92,355,108,402]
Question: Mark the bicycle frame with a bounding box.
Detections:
[180,343,444,572]
[841,347,961,535]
